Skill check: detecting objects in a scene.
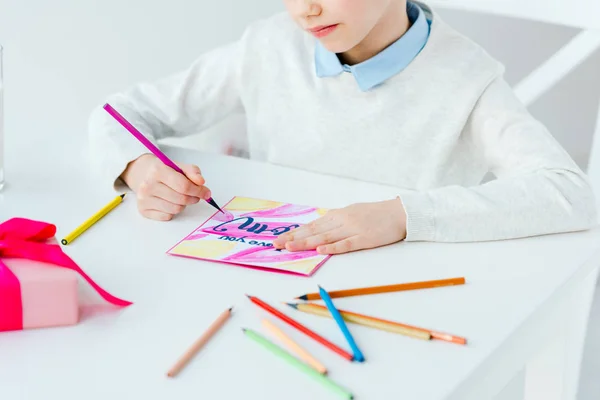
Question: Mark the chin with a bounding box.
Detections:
[318,38,356,54]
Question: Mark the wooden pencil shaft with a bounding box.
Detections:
[248,296,354,361]
[61,194,124,245]
[324,306,466,345]
[262,319,327,374]
[243,329,353,399]
[297,304,431,341]
[167,308,232,377]
[318,286,365,362]
[300,277,466,300]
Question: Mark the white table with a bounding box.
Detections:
[1,145,599,400]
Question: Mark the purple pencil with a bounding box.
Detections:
[103,103,223,213]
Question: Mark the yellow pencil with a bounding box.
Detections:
[61,194,126,245]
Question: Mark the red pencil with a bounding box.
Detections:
[246,295,354,362]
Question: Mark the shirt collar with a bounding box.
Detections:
[315,1,430,91]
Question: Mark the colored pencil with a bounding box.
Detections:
[288,303,431,341]
[246,295,354,361]
[61,194,126,245]
[262,319,328,375]
[288,303,468,344]
[103,103,223,214]
[296,277,466,300]
[243,328,354,400]
[166,307,233,377]
[318,286,365,362]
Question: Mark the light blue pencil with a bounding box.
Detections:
[318,285,365,362]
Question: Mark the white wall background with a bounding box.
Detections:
[0,0,283,158]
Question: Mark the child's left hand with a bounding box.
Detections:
[273,198,407,255]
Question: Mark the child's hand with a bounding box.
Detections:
[121,154,212,221]
[273,199,407,254]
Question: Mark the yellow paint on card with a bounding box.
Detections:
[276,257,325,274]
[172,240,237,259]
[225,197,284,212]
[316,208,329,217]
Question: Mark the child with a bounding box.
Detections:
[88,0,598,255]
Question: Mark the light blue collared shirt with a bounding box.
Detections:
[315,1,431,91]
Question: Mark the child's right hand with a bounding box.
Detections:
[121,154,212,221]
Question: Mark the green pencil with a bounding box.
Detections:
[242,328,354,399]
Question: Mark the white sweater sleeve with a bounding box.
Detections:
[87,39,245,190]
[400,77,598,242]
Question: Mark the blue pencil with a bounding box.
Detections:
[318,285,365,362]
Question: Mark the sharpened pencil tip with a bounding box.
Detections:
[241,328,247,332]
[229,306,234,312]
[245,294,252,299]
[297,295,307,301]
[120,193,126,199]
[286,303,298,309]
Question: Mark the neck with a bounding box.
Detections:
[340,1,410,65]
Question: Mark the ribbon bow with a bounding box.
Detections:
[0,218,132,332]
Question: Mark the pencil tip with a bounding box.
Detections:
[298,295,307,301]
[120,193,126,199]
[229,306,234,312]
[245,294,252,299]
[286,303,298,309]
[241,328,247,332]
[206,197,225,213]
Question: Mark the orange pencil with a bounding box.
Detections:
[167,307,233,377]
[295,277,466,300]
[262,319,328,375]
[288,303,467,345]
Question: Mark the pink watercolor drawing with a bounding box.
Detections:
[167,196,331,276]
[222,247,320,264]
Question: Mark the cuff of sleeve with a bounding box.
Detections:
[106,156,135,193]
[88,140,146,194]
[399,192,436,242]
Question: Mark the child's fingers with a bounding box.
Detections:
[317,236,363,255]
[178,163,206,187]
[273,218,340,248]
[141,196,186,215]
[284,228,347,252]
[160,166,211,199]
[153,182,201,205]
[141,209,174,221]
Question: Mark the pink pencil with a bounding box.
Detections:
[103,103,223,213]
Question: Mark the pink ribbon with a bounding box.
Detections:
[0,218,132,332]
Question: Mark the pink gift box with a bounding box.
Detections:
[1,238,79,330]
[0,218,131,333]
